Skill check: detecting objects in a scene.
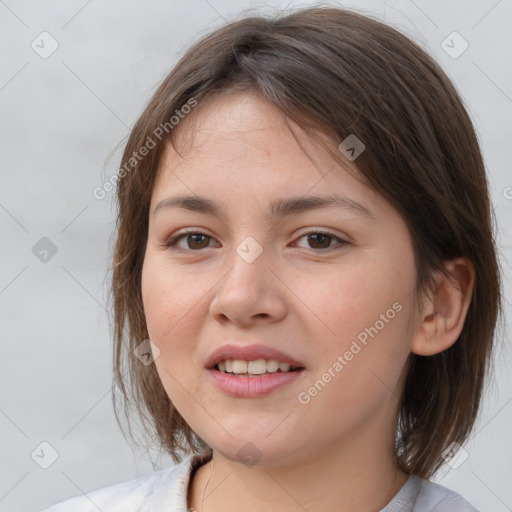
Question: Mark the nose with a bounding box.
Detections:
[209,240,288,328]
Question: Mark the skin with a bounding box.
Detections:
[141,91,475,512]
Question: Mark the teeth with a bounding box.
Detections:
[266,360,279,372]
[278,362,290,372]
[231,360,248,373]
[216,359,299,375]
[248,360,267,374]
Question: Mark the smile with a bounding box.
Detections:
[216,358,302,375]
[208,364,306,397]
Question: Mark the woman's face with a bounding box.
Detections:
[141,91,420,467]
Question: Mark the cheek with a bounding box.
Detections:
[296,305,411,438]
[141,253,207,342]
[296,254,414,390]
[295,259,402,343]
[141,256,206,408]
[140,253,220,409]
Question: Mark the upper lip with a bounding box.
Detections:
[205,344,306,369]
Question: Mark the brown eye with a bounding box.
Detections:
[185,234,211,249]
[165,232,216,250]
[306,233,333,249]
[293,231,347,251]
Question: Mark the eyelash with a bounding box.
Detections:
[163,229,349,253]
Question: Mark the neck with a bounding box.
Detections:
[188,433,409,512]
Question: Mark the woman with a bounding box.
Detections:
[42,6,502,511]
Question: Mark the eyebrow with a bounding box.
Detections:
[154,193,377,222]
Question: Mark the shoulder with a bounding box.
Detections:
[38,451,211,512]
[396,475,480,512]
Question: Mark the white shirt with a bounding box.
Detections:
[39,450,479,511]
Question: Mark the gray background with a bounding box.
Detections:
[0,1,511,511]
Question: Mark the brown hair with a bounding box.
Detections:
[110,6,503,479]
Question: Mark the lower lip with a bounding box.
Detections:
[207,368,306,397]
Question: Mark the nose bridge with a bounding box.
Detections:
[235,235,266,266]
[223,234,269,293]
[210,233,287,324]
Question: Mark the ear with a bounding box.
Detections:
[411,257,475,356]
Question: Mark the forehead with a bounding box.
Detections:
[168,92,320,167]
[154,92,369,199]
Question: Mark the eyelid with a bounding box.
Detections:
[293,227,347,241]
[291,229,349,250]
[163,229,218,250]
[163,227,349,252]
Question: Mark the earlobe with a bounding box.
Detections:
[411,257,475,356]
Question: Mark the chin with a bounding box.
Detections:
[203,433,308,468]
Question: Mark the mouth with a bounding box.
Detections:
[205,343,306,373]
[214,358,304,376]
[205,344,306,396]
